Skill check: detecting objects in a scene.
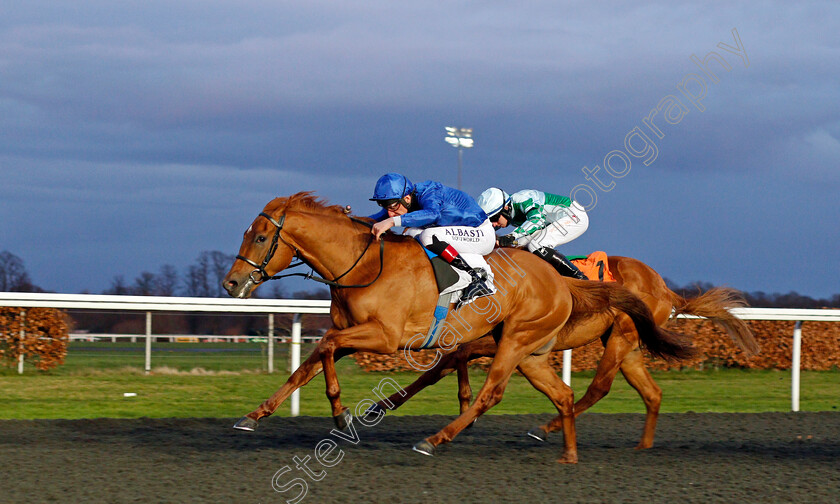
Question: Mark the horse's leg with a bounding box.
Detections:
[531,315,635,441]
[572,312,664,449]
[618,346,662,449]
[456,351,472,414]
[238,321,392,431]
[517,352,578,464]
[415,335,559,458]
[235,348,325,430]
[453,337,498,413]
[320,342,353,429]
[371,349,461,414]
[318,322,398,428]
[369,336,497,416]
[415,357,516,453]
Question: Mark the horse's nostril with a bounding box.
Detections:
[226,280,238,290]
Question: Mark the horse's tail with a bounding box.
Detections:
[668,287,760,356]
[568,280,697,361]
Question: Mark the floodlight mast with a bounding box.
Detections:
[444,127,473,190]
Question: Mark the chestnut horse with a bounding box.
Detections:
[371,255,759,449]
[222,193,696,463]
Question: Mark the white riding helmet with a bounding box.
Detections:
[476,187,511,219]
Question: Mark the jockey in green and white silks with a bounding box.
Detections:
[498,189,589,249]
[476,188,589,280]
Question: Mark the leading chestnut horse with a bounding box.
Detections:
[222,193,695,463]
[371,255,759,449]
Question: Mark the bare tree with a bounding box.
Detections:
[133,272,157,296]
[269,282,288,299]
[155,264,179,296]
[103,275,131,295]
[0,251,34,292]
[206,251,235,297]
[183,264,210,297]
[182,251,234,297]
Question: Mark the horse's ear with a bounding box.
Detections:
[343,205,352,214]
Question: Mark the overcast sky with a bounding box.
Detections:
[1,1,838,298]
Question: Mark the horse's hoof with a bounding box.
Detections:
[363,403,385,422]
[557,453,578,464]
[412,439,436,457]
[333,409,353,431]
[527,427,547,442]
[233,416,259,432]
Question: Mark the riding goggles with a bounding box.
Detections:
[377,199,402,211]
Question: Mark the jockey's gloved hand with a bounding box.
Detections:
[497,234,517,248]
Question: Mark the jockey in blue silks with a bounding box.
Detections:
[368,173,495,305]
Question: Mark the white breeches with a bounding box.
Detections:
[405,219,496,293]
[519,208,589,252]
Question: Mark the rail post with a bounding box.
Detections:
[562,349,572,386]
[18,310,25,374]
[267,313,275,374]
[144,311,152,374]
[291,313,302,416]
[791,320,802,412]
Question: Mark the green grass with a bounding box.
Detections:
[27,341,296,374]
[2,353,838,419]
[2,341,837,419]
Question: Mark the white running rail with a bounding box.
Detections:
[3,293,839,412]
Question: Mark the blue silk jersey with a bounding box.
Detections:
[368,180,487,228]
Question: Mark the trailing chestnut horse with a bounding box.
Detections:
[372,255,759,449]
[222,193,696,463]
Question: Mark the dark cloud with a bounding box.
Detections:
[1,1,838,296]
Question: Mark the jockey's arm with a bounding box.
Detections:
[510,207,548,240]
[398,191,443,228]
[372,217,396,239]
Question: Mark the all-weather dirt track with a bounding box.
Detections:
[2,412,838,504]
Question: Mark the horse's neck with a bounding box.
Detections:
[288,212,376,280]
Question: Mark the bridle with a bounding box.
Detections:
[236,212,290,284]
[236,212,385,289]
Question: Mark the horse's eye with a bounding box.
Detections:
[256,236,267,243]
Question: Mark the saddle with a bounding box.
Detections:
[413,249,462,349]
[418,247,497,349]
[424,248,461,293]
[568,251,616,282]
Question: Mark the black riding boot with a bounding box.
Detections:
[449,255,493,302]
[533,247,588,280]
[426,237,493,304]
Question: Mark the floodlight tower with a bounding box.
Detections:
[444,126,474,190]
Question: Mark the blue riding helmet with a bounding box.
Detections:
[370,173,414,201]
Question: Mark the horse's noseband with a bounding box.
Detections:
[236,212,295,284]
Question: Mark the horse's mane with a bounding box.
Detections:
[263,191,348,218]
[263,191,412,241]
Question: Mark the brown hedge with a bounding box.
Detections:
[0,308,71,371]
[352,318,840,373]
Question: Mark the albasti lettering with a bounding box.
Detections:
[444,228,485,238]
